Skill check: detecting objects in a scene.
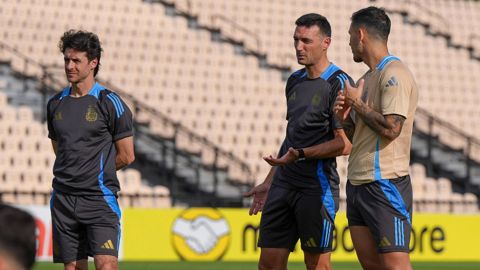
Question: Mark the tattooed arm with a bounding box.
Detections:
[344,78,406,141]
[350,97,405,141]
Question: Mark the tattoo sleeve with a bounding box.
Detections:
[351,98,405,140]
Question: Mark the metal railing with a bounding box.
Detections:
[371,0,480,60]
[146,0,291,74]
[414,107,480,192]
[210,14,262,53]
[0,40,255,202]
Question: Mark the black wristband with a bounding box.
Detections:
[296,148,306,161]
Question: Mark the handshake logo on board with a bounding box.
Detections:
[172,208,231,261]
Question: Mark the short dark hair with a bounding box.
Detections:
[351,6,391,41]
[59,29,103,76]
[295,13,332,37]
[0,204,36,270]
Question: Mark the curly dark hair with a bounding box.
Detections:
[59,29,103,76]
[351,6,391,41]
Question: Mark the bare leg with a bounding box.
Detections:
[64,259,88,270]
[94,255,118,270]
[258,248,290,270]
[349,226,382,270]
[304,251,332,270]
[379,252,412,270]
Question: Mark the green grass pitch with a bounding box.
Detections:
[34,261,480,270]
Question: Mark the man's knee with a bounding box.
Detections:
[358,259,383,270]
[304,260,331,270]
[94,255,118,270]
[380,252,412,270]
[64,264,83,270]
[303,251,331,270]
[381,258,412,270]
[258,261,284,270]
[258,248,289,270]
[64,260,88,270]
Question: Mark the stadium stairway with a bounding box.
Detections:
[0,61,45,120]
[150,0,480,69]
[143,0,480,206]
[0,43,254,207]
[370,0,480,62]
[412,108,480,204]
[128,109,254,207]
[1,1,478,209]
[144,0,292,79]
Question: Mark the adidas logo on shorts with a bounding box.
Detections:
[101,240,115,250]
[378,236,391,248]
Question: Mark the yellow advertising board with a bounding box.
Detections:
[123,208,480,262]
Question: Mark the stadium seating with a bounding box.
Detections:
[0,91,170,208]
[0,0,478,212]
[374,0,480,54]
[1,0,292,181]
[169,0,480,155]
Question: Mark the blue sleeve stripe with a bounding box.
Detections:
[112,94,125,116]
[107,95,121,118]
[111,94,125,115]
[108,94,122,114]
[336,75,345,90]
[107,95,120,117]
[336,73,351,90]
[107,93,125,118]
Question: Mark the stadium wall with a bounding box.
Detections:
[20,206,480,262]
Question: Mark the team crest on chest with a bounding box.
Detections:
[311,92,321,106]
[54,112,63,121]
[288,91,296,102]
[85,105,98,122]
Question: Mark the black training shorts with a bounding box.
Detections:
[50,190,121,263]
[258,184,338,253]
[346,175,412,253]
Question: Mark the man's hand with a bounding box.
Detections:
[334,91,352,122]
[344,79,365,106]
[263,147,298,166]
[243,182,271,215]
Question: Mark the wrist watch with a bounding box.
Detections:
[296,148,306,161]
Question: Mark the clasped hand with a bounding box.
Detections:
[334,79,364,121]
